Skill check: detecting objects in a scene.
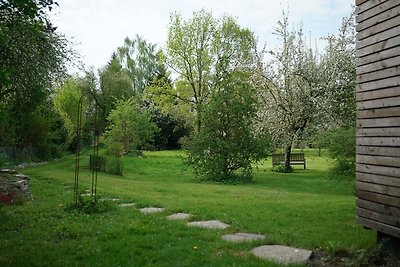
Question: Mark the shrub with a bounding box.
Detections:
[185,72,270,183]
[105,156,123,175]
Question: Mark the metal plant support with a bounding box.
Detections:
[73,92,102,204]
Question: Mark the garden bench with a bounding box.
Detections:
[272,152,306,169]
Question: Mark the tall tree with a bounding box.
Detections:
[166,9,257,132]
[256,15,322,172]
[117,35,162,95]
[0,0,70,157]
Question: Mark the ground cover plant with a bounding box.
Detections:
[0,149,381,266]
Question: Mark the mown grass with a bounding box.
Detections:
[0,149,374,266]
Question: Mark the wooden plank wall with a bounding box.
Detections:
[356,0,400,238]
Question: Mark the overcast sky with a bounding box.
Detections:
[50,0,353,72]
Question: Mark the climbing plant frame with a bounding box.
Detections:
[73,92,103,204]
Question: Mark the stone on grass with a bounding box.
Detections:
[222,233,265,242]
[167,213,192,220]
[139,207,165,214]
[187,220,229,229]
[251,245,312,265]
[118,203,135,207]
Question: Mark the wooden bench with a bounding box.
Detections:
[272,152,306,169]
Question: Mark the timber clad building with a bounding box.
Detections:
[355,0,400,244]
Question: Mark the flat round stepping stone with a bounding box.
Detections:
[139,207,165,214]
[222,232,265,242]
[187,220,229,229]
[251,245,312,265]
[118,203,135,207]
[167,213,192,220]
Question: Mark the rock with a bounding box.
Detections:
[222,232,265,242]
[139,207,165,214]
[251,245,312,265]
[118,203,135,207]
[0,169,33,205]
[187,220,230,229]
[167,213,192,220]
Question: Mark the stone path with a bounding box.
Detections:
[167,212,192,220]
[187,220,230,229]
[222,232,265,242]
[139,207,165,214]
[251,245,312,265]
[118,203,135,207]
[111,198,312,265]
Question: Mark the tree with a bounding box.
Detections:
[104,98,158,154]
[166,9,257,132]
[256,15,322,172]
[186,71,269,182]
[99,53,133,126]
[117,35,164,95]
[53,78,88,149]
[0,0,71,159]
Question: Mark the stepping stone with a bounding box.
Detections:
[118,203,135,207]
[251,245,312,265]
[222,232,265,242]
[187,220,229,229]
[167,212,192,220]
[139,207,165,214]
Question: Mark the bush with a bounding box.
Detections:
[65,195,114,214]
[271,164,293,173]
[185,72,270,183]
[322,127,355,176]
[105,156,123,175]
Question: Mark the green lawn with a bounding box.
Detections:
[0,150,374,266]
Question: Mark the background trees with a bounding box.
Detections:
[0,0,71,160]
[166,9,257,132]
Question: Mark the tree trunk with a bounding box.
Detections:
[284,144,292,172]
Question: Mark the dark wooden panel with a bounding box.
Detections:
[357,35,400,58]
[356,55,400,75]
[356,154,400,168]
[357,26,400,50]
[356,181,400,197]
[356,6,400,32]
[357,207,400,227]
[357,127,400,136]
[357,107,400,119]
[357,117,400,128]
[357,217,400,238]
[357,146,400,157]
[357,163,400,178]
[357,66,400,84]
[357,46,400,67]
[357,1,400,24]
[357,172,400,187]
[357,190,400,208]
[356,87,400,101]
[357,15,400,41]
[356,0,386,13]
[357,199,400,218]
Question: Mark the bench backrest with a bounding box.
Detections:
[272,152,305,162]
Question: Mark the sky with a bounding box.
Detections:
[50,0,353,72]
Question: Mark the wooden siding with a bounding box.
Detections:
[356,0,400,238]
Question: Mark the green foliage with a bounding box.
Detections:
[104,98,158,154]
[65,195,114,214]
[186,72,270,183]
[167,9,257,131]
[117,35,164,95]
[323,127,355,176]
[104,156,123,175]
[99,53,133,125]
[271,164,293,173]
[0,0,70,156]
[53,78,87,148]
